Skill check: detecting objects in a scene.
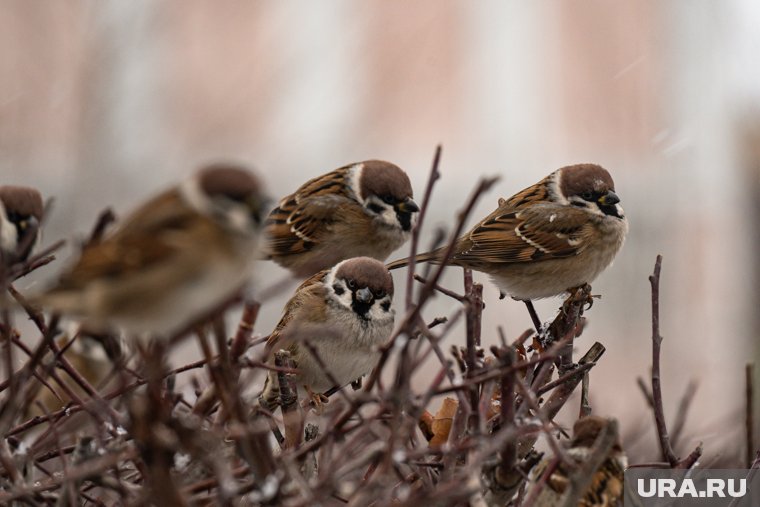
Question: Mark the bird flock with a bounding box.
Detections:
[0,159,629,505]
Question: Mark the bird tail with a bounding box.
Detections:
[386,249,445,270]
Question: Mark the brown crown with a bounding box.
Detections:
[197,164,262,201]
[558,164,615,198]
[334,257,394,297]
[0,186,44,219]
[358,160,413,202]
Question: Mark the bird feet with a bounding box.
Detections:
[305,386,329,414]
[563,284,596,312]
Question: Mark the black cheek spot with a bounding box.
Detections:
[381,301,390,312]
[367,203,384,214]
[396,211,412,231]
[598,204,622,218]
[332,284,345,295]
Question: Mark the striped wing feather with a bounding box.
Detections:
[266,270,329,349]
[265,168,356,256]
[452,203,592,266]
[54,190,205,290]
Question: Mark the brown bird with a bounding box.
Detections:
[0,185,44,264]
[39,164,267,338]
[528,416,627,506]
[387,164,627,302]
[27,334,122,418]
[260,257,395,407]
[264,160,419,277]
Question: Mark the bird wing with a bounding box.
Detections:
[53,191,211,290]
[264,168,357,257]
[453,203,594,265]
[266,270,329,349]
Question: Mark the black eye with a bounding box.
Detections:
[581,191,594,201]
[347,279,356,289]
[382,195,395,205]
[374,289,386,298]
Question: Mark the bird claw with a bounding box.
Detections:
[584,293,601,311]
[305,386,329,414]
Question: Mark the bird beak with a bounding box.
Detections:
[355,287,373,303]
[598,191,620,206]
[395,198,419,214]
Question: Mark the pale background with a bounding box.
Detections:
[3,1,760,463]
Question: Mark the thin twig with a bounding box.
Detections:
[648,255,678,466]
[405,145,442,310]
[670,379,698,450]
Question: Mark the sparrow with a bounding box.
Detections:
[26,334,122,418]
[528,416,627,506]
[39,164,267,338]
[0,185,44,264]
[264,160,419,277]
[260,256,395,407]
[387,164,627,301]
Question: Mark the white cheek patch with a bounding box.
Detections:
[326,268,354,311]
[365,196,398,227]
[378,206,398,228]
[0,203,18,254]
[337,284,354,309]
[227,206,253,234]
[369,295,394,322]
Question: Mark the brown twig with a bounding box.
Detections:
[579,371,591,418]
[648,255,679,466]
[670,379,698,450]
[412,274,466,302]
[404,145,442,310]
[274,351,302,449]
[463,269,483,434]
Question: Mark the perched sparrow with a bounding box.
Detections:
[387,164,627,301]
[0,185,44,264]
[528,416,626,506]
[260,257,394,406]
[27,334,122,418]
[264,160,419,277]
[40,164,266,337]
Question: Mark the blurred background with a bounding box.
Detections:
[3,1,760,464]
